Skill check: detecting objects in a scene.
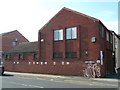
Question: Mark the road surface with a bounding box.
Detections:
[1,73,118,89]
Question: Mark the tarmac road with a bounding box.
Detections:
[1,72,119,89]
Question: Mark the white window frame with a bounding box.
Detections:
[54,29,63,41]
[66,27,77,40]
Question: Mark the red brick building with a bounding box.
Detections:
[0,30,29,73]
[38,7,115,77]
[4,42,38,72]
[1,30,29,53]
[4,8,115,77]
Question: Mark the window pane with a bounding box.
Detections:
[71,52,77,58]
[12,42,16,47]
[72,27,77,39]
[106,31,109,41]
[66,52,77,58]
[6,54,11,59]
[101,27,104,38]
[53,52,63,58]
[66,52,71,58]
[34,53,38,59]
[59,29,63,40]
[54,30,59,41]
[110,34,113,43]
[66,28,71,39]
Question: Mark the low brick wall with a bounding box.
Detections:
[5,61,85,76]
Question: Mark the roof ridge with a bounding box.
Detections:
[5,42,38,53]
[63,7,99,21]
[2,30,18,35]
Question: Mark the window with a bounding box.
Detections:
[101,27,104,38]
[12,38,18,47]
[66,27,77,39]
[19,54,24,60]
[12,41,17,47]
[66,52,77,58]
[54,29,63,41]
[115,39,117,49]
[5,54,11,60]
[110,34,113,43]
[106,31,109,42]
[66,28,71,39]
[33,53,38,60]
[53,52,63,58]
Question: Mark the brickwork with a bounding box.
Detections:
[2,30,29,52]
[38,8,114,77]
[5,60,84,76]
[4,8,115,77]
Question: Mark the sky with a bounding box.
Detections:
[0,0,119,41]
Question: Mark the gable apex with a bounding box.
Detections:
[39,7,100,32]
[2,30,18,36]
[61,7,99,21]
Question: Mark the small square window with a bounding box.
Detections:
[12,41,17,47]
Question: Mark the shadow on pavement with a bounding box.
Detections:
[1,74,14,77]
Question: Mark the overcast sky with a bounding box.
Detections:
[0,0,119,41]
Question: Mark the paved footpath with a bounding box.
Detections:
[3,71,119,84]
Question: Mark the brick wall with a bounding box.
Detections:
[39,8,101,62]
[4,8,115,77]
[2,30,29,52]
[5,60,84,76]
[38,8,114,77]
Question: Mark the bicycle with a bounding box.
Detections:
[83,62,101,78]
